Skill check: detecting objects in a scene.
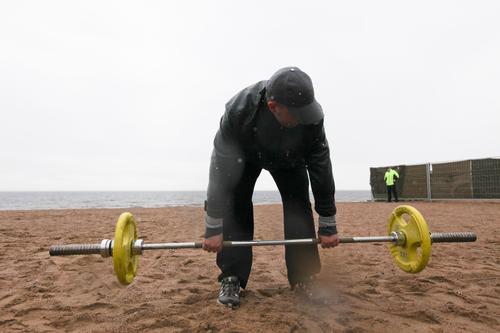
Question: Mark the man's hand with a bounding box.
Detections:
[319,234,340,249]
[202,233,223,253]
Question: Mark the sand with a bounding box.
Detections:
[0,201,499,333]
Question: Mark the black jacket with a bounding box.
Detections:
[205,81,337,235]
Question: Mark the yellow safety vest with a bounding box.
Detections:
[384,169,399,186]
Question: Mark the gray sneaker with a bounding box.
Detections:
[218,276,240,308]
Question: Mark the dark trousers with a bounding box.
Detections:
[387,185,398,202]
[217,162,321,288]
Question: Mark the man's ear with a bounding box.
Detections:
[267,100,277,113]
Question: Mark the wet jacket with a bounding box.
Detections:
[205,81,337,236]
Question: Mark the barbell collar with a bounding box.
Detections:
[132,239,144,255]
[391,231,406,246]
[100,239,113,258]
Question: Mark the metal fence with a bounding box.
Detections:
[370,158,500,200]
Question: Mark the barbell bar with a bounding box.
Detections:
[49,205,477,285]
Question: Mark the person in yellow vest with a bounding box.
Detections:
[384,167,399,202]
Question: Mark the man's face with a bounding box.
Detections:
[267,101,299,128]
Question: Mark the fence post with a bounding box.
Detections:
[426,163,432,201]
[470,160,474,199]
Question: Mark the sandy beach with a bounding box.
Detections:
[0,201,498,333]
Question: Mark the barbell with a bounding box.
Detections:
[49,205,476,285]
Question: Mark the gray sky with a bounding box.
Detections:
[1,1,499,191]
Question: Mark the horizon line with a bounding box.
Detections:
[0,189,371,192]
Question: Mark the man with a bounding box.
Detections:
[384,167,399,202]
[202,67,339,308]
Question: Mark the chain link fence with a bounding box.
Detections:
[370,157,500,200]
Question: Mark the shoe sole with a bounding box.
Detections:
[217,299,239,309]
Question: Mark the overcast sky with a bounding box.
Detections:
[1,1,499,191]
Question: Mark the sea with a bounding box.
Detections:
[0,190,372,211]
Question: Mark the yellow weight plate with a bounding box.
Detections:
[113,212,138,285]
[388,205,431,273]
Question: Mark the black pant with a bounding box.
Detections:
[387,185,398,202]
[217,162,321,288]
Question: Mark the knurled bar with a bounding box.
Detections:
[430,232,477,243]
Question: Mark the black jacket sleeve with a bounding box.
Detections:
[204,110,245,237]
[305,121,337,235]
[204,81,266,237]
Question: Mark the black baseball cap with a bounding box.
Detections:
[266,66,324,125]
